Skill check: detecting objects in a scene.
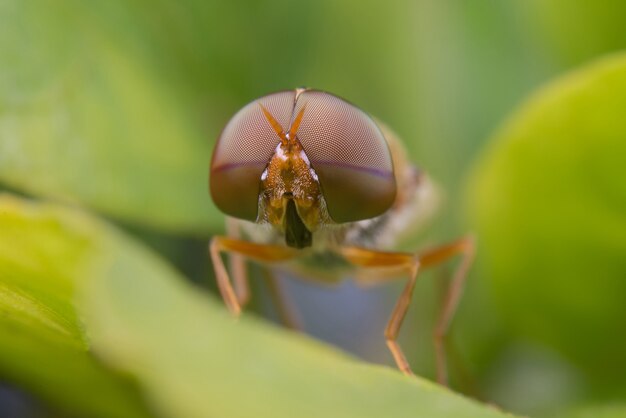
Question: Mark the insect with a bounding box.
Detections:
[209,88,474,384]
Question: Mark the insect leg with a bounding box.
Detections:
[260,267,304,331]
[209,236,300,316]
[385,261,420,376]
[338,247,420,376]
[226,218,250,307]
[418,235,476,386]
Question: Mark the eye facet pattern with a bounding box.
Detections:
[210,89,396,223]
[210,90,296,221]
[292,90,396,223]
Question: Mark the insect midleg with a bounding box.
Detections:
[339,235,475,385]
[260,267,304,331]
[338,247,420,376]
[209,236,300,316]
[420,235,476,386]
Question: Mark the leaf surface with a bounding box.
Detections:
[0,194,154,418]
[466,52,626,387]
[0,194,517,418]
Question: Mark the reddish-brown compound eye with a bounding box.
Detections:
[210,91,296,221]
[293,90,396,223]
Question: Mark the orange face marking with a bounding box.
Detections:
[258,105,324,246]
[259,103,288,145]
[288,104,307,139]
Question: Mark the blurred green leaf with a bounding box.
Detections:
[0,193,518,418]
[82,242,514,418]
[518,1,626,67]
[0,193,510,418]
[556,403,626,418]
[0,0,220,233]
[466,53,626,387]
[0,194,154,418]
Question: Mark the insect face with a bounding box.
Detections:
[210,88,397,248]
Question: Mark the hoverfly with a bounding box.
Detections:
[209,88,474,384]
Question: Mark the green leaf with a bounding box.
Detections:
[556,403,626,418]
[0,0,220,233]
[0,194,513,418]
[518,1,626,66]
[0,193,517,417]
[466,52,626,387]
[0,194,154,418]
[79,215,516,418]
[78,214,516,418]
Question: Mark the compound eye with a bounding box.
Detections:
[294,90,396,223]
[210,91,296,221]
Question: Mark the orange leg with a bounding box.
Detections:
[260,267,304,331]
[425,236,476,385]
[339,247,419,376]
[226,219,251,307]
[209,236,300,316]
[339,235,475,384]
[226,218,302,328]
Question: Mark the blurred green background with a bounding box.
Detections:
[1,0,626,417]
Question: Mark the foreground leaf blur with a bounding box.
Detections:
[0,194,515,418]
[0,195,153,418]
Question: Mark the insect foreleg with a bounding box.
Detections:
[226,218,250,307]
[209,236,300,317]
